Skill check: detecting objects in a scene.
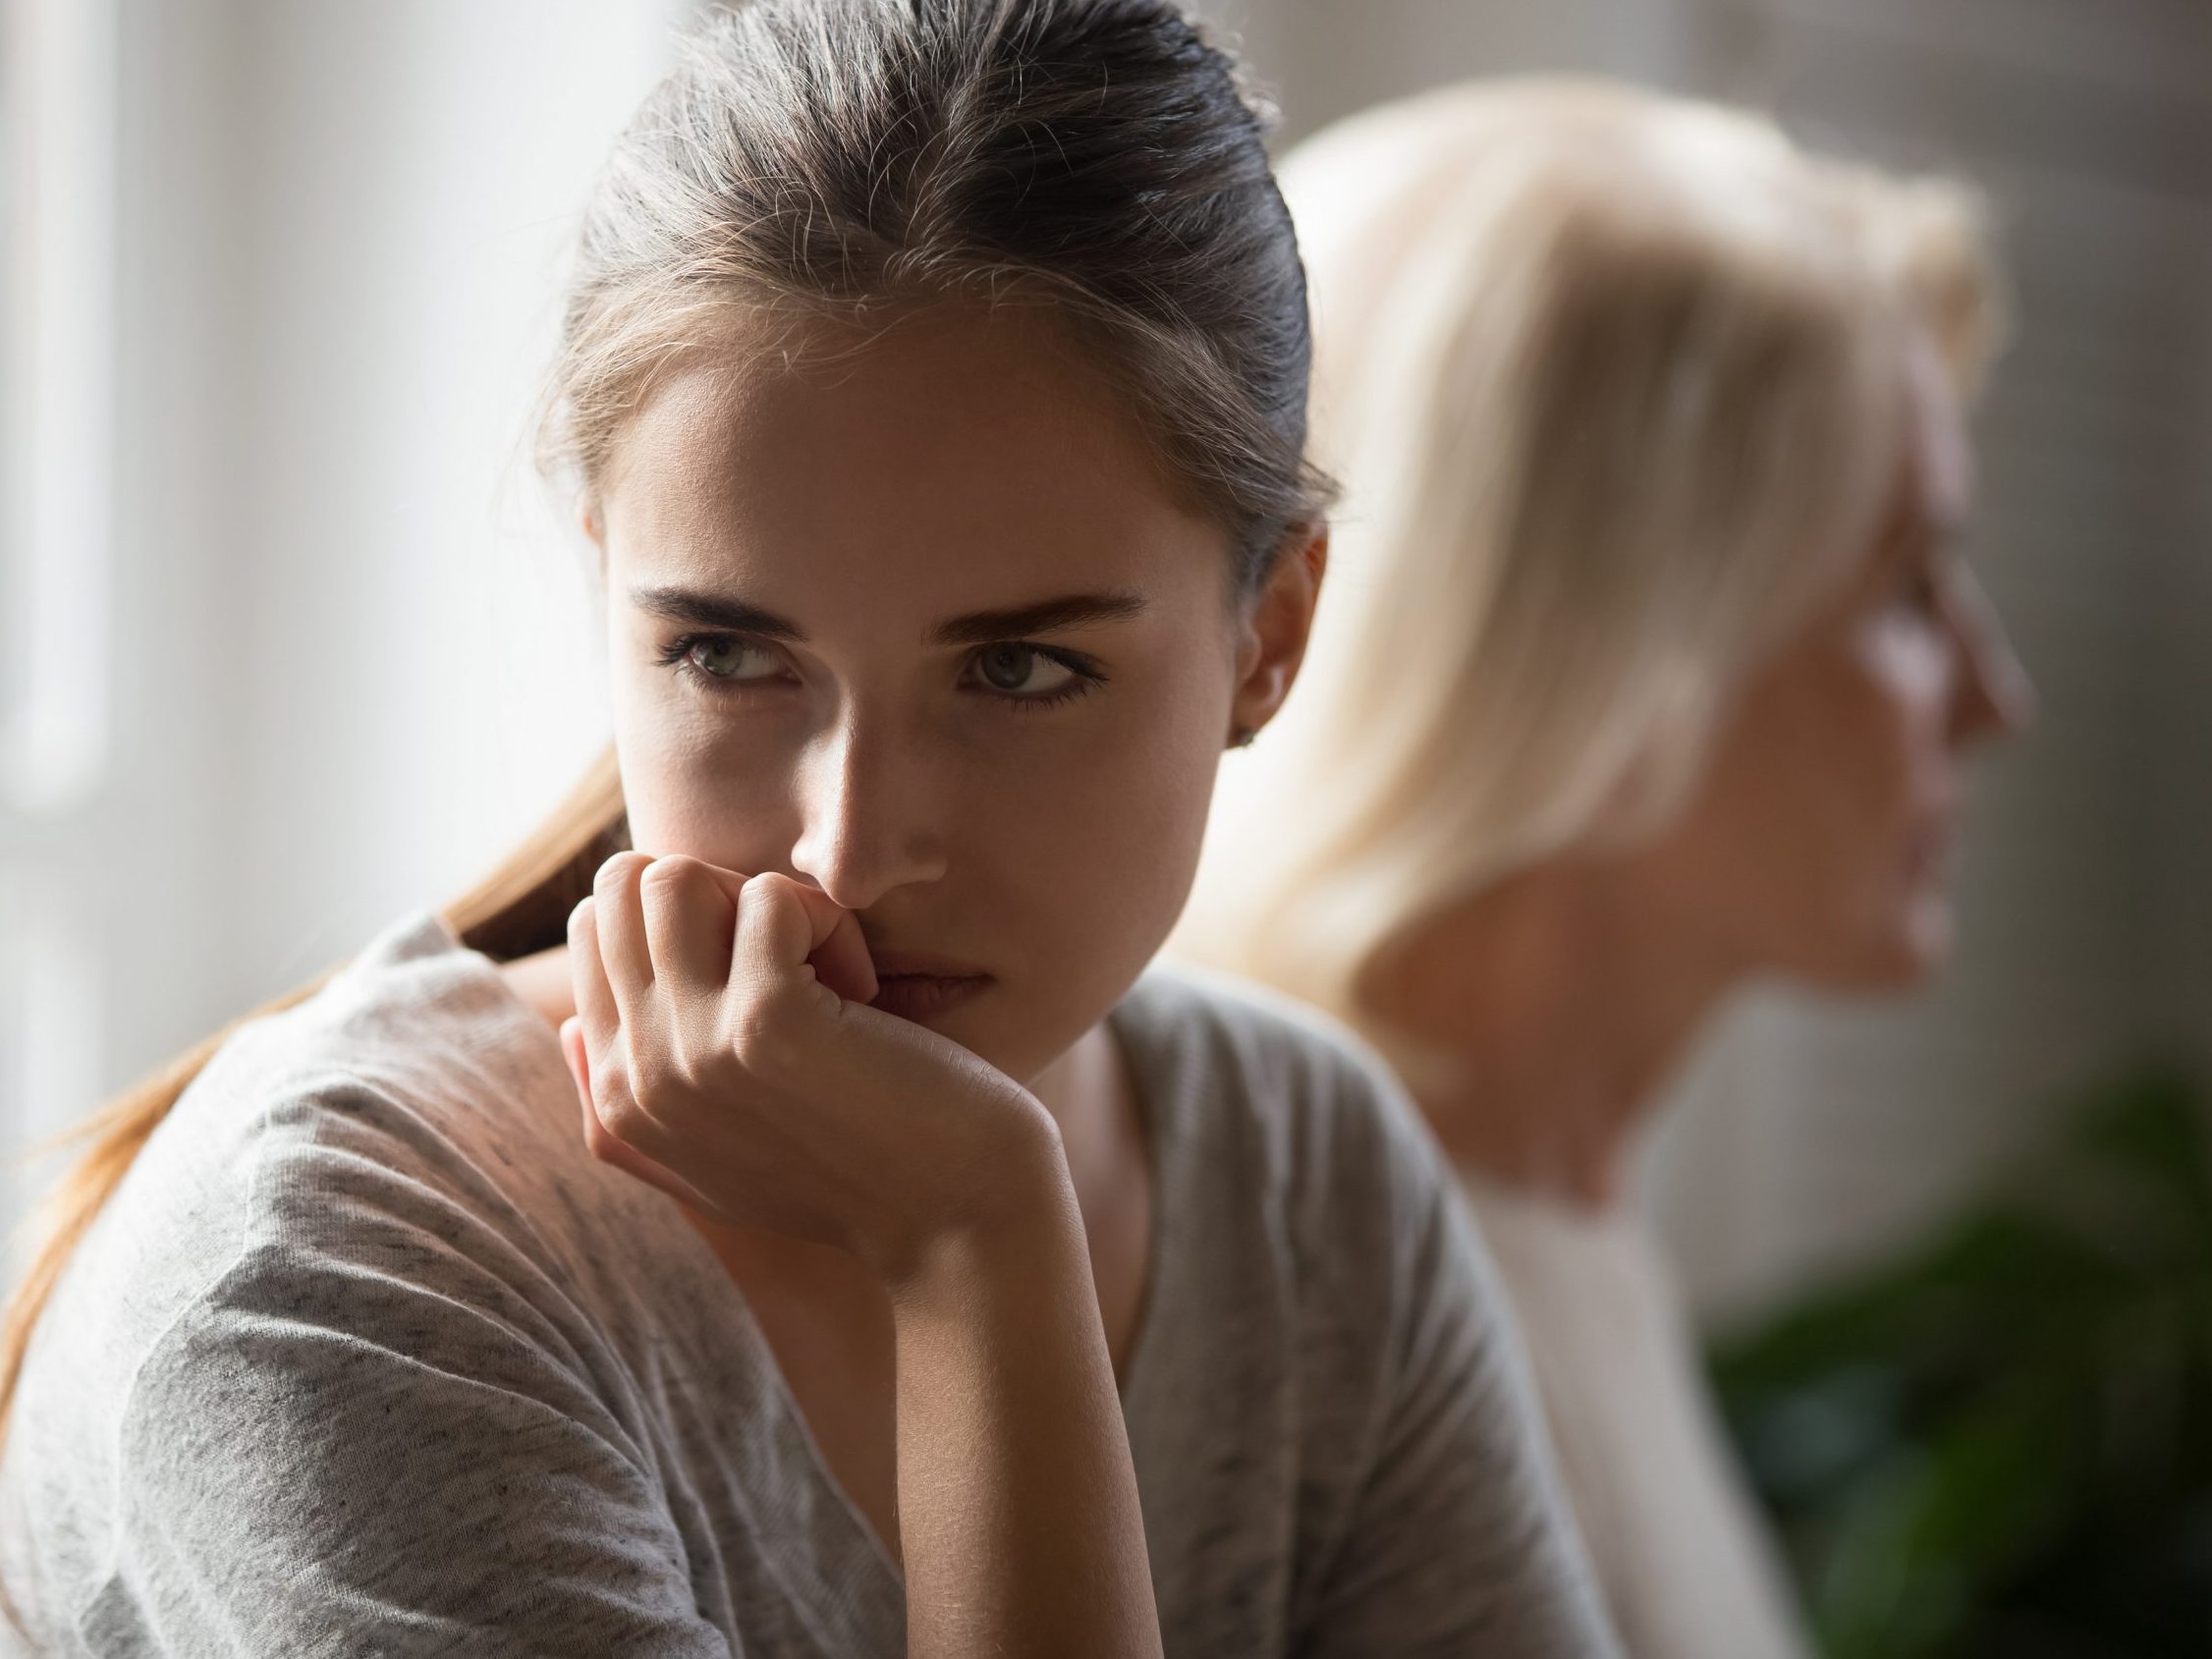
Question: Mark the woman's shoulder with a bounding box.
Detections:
[17,911,672,1447]
[194,908,565,1141]
[115,911,593,1269]
[1112,962,1465,1292]
[0,912,749,1655]
[1116,962,1446,1186]
[1108,970,1611,1654]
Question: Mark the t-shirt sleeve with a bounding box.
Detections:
[79,1095,734,1659]
[1293,1066,1623,1659]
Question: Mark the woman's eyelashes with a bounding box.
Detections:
[654,632,1107,709]
[657,632,792,691]
[1884,534,1959,623]
[960,641,1108,709]
[1895,562,1942,619]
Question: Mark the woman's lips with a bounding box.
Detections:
[864,948,993,1023]
[867,972,992,1023]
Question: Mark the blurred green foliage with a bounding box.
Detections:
[1710,1065,2212,1659]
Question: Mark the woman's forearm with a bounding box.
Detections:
[885,1145,1162,1659]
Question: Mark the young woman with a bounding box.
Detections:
[1174,80,2035,1659]
[0,7,1619,1658]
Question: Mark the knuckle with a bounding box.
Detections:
[628,1049,679,1115]
[638,855,700,896]
[594,850,650,899]
[581,1112,622,1164]
[593,1084,655,1148]
[739,870,793,909]
[587,1061,630,1121]
[724,1000,793,1075]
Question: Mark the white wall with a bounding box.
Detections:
[1,0,692,1248]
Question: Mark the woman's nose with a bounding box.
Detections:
[1948,572,2037,748]
[786,717,949,912]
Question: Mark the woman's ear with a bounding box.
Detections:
[1227,523,1329,746]
[578,497,614,592]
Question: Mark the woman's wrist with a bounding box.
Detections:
[877,1124,1158,1659]
[864,1093,1078,1296]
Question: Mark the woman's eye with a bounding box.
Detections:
[964,642,1101,706]
[659,633,785,687]
[1891,559,1945,620]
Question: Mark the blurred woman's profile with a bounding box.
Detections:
[1174,77,2035,1659]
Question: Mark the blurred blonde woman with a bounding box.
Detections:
[1175,79,2035,1659]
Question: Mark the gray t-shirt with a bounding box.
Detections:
[0,910,1615,1658]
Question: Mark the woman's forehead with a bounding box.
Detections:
[597,304,1225,618]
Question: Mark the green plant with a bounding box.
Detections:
[1711,1065,2212,1659]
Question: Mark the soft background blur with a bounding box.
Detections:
[2,0,2206,1551]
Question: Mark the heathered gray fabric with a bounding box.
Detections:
[0,910,1617,1658]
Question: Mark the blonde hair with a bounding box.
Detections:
[1172,78,2004,1081]
[1,2,1327,1631]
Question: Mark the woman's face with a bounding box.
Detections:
[1641,333,2036,990]
[587,303,1315,1084]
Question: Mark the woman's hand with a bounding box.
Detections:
[559,851,1063,1284]
[564,850,1164,1657]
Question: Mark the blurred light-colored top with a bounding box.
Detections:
[1464,1173,1812,1659]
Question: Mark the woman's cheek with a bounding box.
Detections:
[1857,618,1959,792]
[1008,693,1214,930]
[623,716,795,868]
[1837,622,1961,963]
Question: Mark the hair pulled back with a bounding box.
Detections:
[0,10,1322,1628]
[545,0,1326,587]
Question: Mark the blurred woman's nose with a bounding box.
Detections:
[1948,571,2037,748]
[786,715,949,912]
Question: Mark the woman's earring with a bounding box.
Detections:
[1229,725,1257,749]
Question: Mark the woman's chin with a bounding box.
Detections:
[1785,895,1954,994]
[1847,903,1956,992]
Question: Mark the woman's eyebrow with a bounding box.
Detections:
[630,584,805,639]
[628,584,1147,645]
[930,591,1147,645]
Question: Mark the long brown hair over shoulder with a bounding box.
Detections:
[0,0,1328,1631]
